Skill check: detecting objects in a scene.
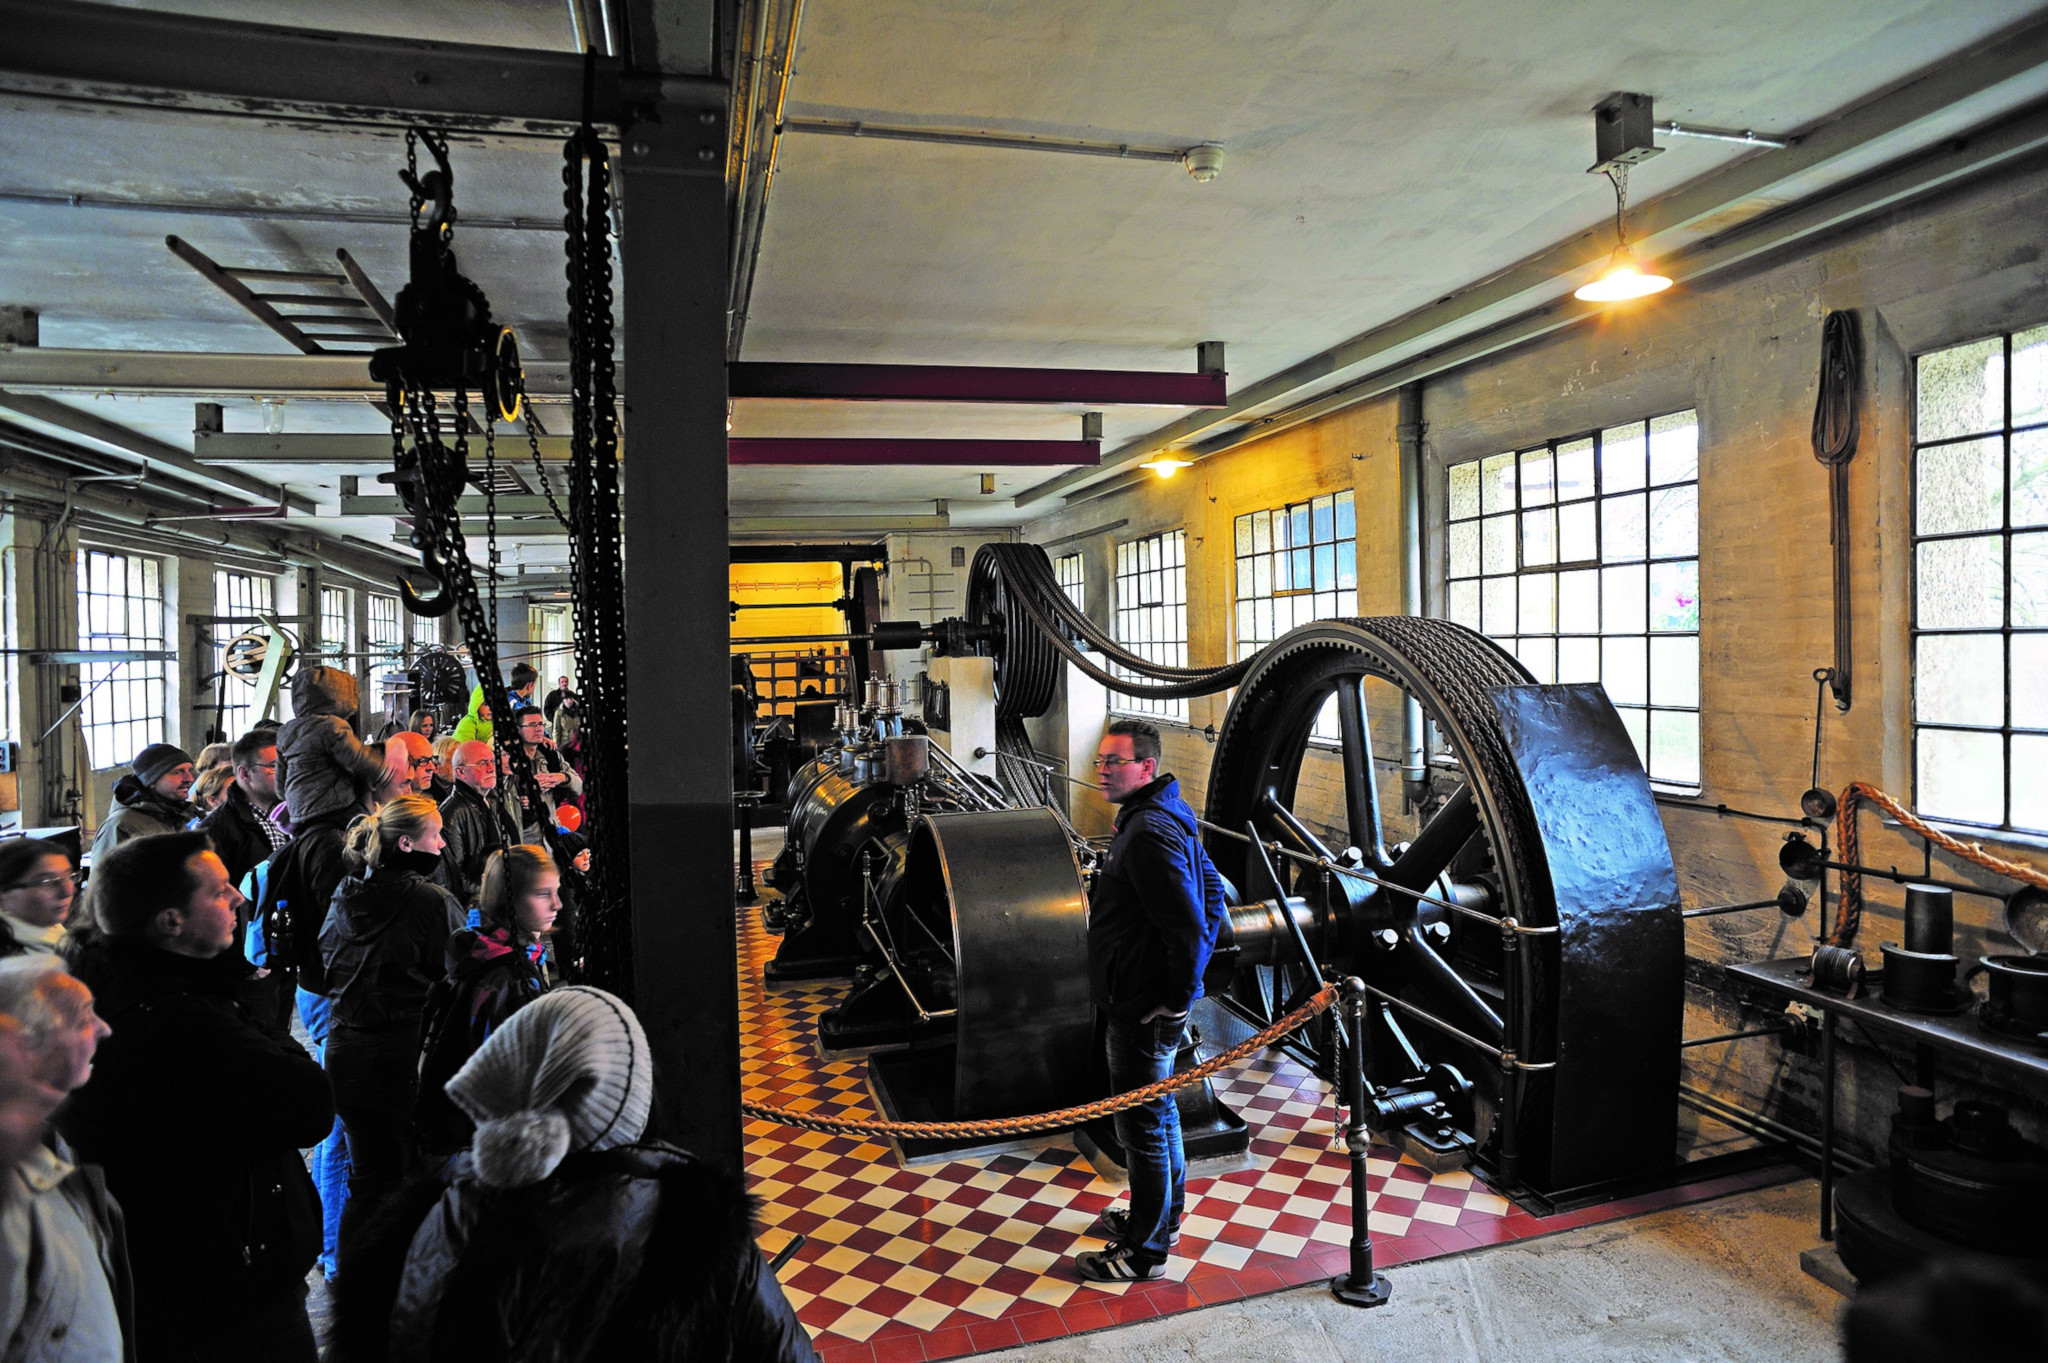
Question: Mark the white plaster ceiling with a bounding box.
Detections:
[5,0,2048,553]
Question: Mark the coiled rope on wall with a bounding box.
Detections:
[1831,781,2048,945]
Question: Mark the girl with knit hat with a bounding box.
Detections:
[329,987,818,1363]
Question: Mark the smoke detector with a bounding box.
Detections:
[1183,144,1223,183]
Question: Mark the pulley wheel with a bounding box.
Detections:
[847,565,882,689]
[1204,616,1680,1195]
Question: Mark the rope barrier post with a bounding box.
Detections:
[1330,976,1392,1309]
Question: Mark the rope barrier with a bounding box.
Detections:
[1832,781,2048,946]
[741,985,1339,1139]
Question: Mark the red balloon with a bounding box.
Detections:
[555,805,583,833]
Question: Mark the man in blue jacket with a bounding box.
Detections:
[1074,718,1228,1283]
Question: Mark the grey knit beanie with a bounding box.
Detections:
[445,986,653,1188]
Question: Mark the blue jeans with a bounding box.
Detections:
[297,987,350,1278]
[1106,1013,1187,1262]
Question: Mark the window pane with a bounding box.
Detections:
[2013,734,2048,833]
[1918,337,2006,443]
[1556,440,1596,501]
[2013,634,2048,730]
[1600,424,1645,493]
[1335,491,1356,540]
[1557,569,1600,633]
[1601,493,1646,562]
[2015,324,2048,429]
[1252,512,1271,553]
[1649,412,1699,485]
[1649,710,1701,785]
[1920,436,2006,535]
[1916,634,2004,726]
[1918,728,2004,825]
[2015,531,2048,627]
[1520,448,1555,507]
[1649,484,1699,558]
[2013,429,2048,528]
[1602,636,1647,705]
[1558,637,1601,683]
[1916,537,2004,629]
[1519,572,1556,634]
[1558,501,1597,562]
[1481,453,1516,514]
[1482,578,1516,635]
[1312,494,1334,542]
[1649,561,1700,632]
[1336,542,1356,590]
[1482,514,1516,573]
[1602,564,1647,634]
[1234,516,1253,555]
[1448,580,1481,629]
[1448,463,1480,520]
[1521,507,1556,566]
[1517,637,1556,683]
[1650,636,1699,709]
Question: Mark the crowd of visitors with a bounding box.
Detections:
[0,658,810,1362]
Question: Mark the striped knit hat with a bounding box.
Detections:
[446,986,652,1188]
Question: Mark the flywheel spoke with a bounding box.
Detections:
[1396,931,1504,1043]
[1332,674,1388,867]
[1386,783,1480,891]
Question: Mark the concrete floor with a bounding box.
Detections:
[980,1181,1844,1363]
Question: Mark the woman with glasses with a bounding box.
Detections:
[0,839,79,959]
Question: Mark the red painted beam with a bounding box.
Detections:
[728,438,1100,466]
[729,362,1226,407]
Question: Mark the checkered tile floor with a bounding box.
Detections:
[738,898,1788,1363]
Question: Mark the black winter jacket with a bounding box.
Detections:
[329,1142,819,1363]
[320,853,466,1034]
[278,666,385,827]
[58,936,333,1357]
[1087,775,1229,1021]
[198,781,282,890]
[254,810,354,991]
[438,780,517,905]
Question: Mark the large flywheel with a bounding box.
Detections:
[1203,616,1682,1197]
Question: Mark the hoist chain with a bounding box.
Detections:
[561,124,631,995]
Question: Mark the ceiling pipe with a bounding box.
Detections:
[1395,382,1427,806]
[727,0,809,361]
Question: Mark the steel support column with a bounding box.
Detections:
[619,101,740,1175]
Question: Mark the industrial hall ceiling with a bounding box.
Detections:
[2,0,2047,565]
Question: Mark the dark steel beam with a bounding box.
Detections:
[0,0,723,137]
[729,361,1226,407]
[730,438,1098,466]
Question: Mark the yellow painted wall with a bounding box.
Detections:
[730,561,849,709]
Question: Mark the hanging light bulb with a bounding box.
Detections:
[1140,453,1194,478]
[1576,245,1672,302]
[1573,164,1671,304]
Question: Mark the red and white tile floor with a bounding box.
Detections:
[738,909,1790,1363]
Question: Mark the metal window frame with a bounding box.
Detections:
[319,583,352,659]
[1111,528,1189,721]
[1909,326,2048,834]
[212,568,274,741]
[75,548,166,768]
[1232,490,1360,743]
[1054,551,1086,613]
[1443,410,1703,788]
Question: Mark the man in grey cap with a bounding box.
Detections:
[87,743,198,871]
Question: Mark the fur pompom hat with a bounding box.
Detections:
[446,986,653,1188]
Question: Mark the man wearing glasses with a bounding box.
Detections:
[1072,718,1229,1284]
[438,740,519,905]
[197,730,289,889]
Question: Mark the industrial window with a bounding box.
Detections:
[367,593,403,718]
[1055,552,1086,613]
[320,585,351,663]
[1444,411,1701,786]
[1234,491,1358,740]
[409,610,440,656]
[75,550,166,769]
[212,570,274,741]
[1112,530,1188,722]
[1910,325,2048,833]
